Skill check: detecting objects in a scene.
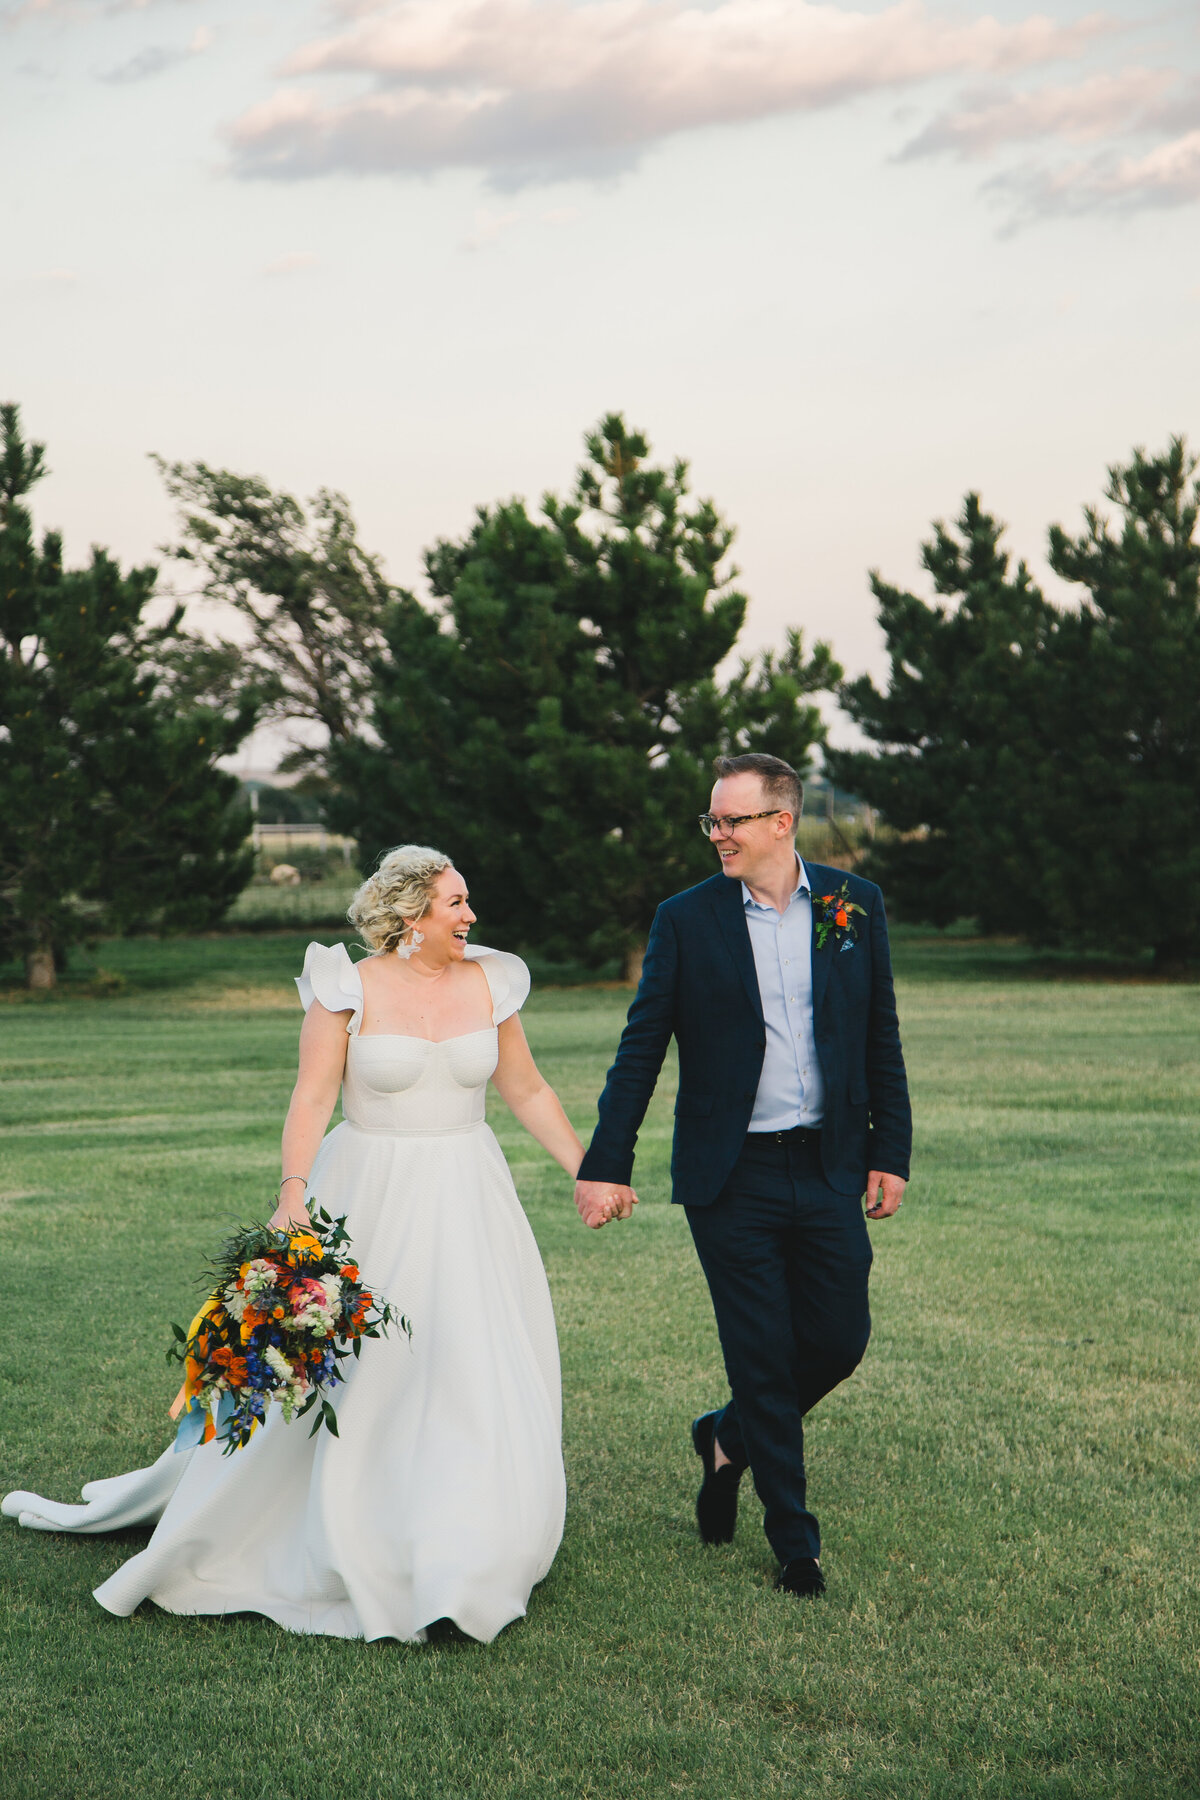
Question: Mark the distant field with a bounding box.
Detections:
[223,878,361,930]
[1,933,1198,1799]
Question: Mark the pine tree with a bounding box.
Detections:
[828,494,1057,931]
[333,415,839,971]
[831,442,1200,966]
[0,406,258,988]
[1043,439,1200,966]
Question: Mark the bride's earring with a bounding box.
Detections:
[395,925,424,961]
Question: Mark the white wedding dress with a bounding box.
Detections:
[2,943,566,1643]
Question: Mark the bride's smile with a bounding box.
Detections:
[395,868,477,970]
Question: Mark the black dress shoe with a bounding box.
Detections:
[692,1412,742,1545]
[776,1557,826,1598]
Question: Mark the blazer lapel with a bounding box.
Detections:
[710,876,765,1026]
[806,860,836,1023]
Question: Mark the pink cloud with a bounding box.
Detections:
[227,0,1109,184]
[997,125,1200,219]
[898,61,1200,219]
[900,68,1170,160]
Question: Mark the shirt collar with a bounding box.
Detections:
[741,855,810,912]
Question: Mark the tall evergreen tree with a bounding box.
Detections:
[829,494,1057,931]
[334,415,839,971]
[832,440,1200,966]
[0,406,258,988]
[1042,439,1200,966]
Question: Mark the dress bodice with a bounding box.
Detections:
[342,1029,498,1134]
[295,942,531,1137]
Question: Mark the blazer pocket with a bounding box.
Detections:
[674,1093,714,1117]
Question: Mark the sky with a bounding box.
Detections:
[5,0,1200,769]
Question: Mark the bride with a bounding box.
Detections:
[3,845,618,1643]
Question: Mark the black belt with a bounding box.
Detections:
[745,1124,822,1146]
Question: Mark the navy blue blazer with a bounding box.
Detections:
[578,862,912,1205]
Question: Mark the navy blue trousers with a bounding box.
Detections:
[685,1128,873,1564]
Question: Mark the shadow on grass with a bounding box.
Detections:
[888,924,1198,985]
[1,923,1195,1004]
[0,933,340,1000]
[0,933,623,1001]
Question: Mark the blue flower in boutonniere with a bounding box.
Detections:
[812,882,866,953]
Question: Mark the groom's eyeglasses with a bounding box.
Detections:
[698,810,782,838]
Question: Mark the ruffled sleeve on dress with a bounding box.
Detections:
[295,942,365,1037]
[466,947,532,1025]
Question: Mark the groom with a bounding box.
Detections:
[575,754,911,1598]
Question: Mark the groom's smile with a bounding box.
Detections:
[704,771,794,890]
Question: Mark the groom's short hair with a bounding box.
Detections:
[712,754,803,833]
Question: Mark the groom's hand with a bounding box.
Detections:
[574,1179,638,1229]
[865,1170,905,1219]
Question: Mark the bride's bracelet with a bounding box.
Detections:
[276,1175,308,1197]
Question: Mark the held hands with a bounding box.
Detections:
[865,1170,906,1219]
[574,1179,638,1230]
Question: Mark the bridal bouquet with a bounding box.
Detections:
[167,1207,407,1456]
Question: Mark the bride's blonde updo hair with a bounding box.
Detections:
[347,844,455,954]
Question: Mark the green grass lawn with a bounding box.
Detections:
[1,933,1198,1799]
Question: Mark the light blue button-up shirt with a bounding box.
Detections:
[741,856,826,1130]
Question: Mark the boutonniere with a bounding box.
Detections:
[812,882,866,953]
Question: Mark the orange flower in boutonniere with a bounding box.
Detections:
[812,882,866,952]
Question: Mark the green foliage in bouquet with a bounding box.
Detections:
[167,1206,408,1455]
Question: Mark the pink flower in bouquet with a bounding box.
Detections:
[168,1209,406,1454]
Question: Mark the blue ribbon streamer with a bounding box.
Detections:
[172,1388,236,1453]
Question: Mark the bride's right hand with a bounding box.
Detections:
[269,1172,312,1234]
[268,1207,312,1233]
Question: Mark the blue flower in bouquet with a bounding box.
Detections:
[167,1207,409,1456]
